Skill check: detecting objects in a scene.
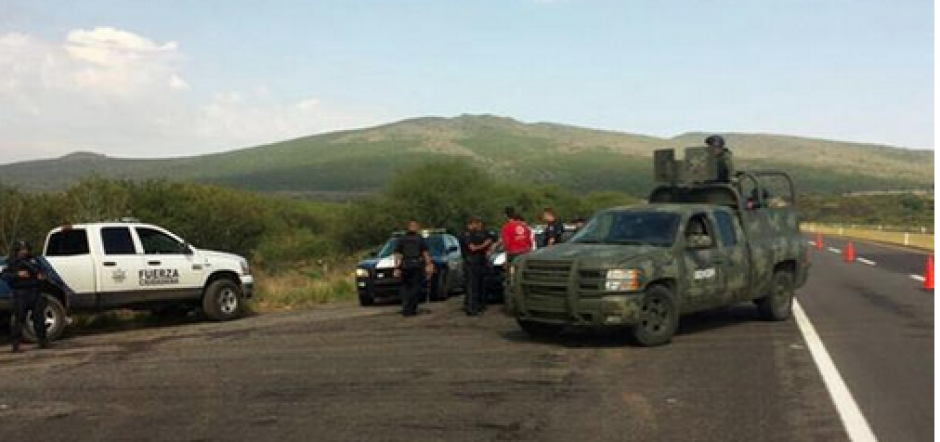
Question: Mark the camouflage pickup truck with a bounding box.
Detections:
[506,147,810,346]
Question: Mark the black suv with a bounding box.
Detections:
[355,231,465,307]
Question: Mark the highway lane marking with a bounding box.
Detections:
[856,258,876,266]
[828,247,842,254]
[910,275,925,282]
[794,300,878,442]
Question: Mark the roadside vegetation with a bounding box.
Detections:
[0,162,931,312]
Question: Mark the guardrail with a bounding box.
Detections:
[803,223,934,251]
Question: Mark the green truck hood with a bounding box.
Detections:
[524,243,667,268]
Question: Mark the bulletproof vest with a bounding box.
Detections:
[398,235,425,261]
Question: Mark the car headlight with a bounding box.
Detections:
[355,268,370,278]
[605,269,642,292]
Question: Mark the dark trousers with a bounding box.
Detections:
[400,268,423,315]
[465,263,487,314]
[10,290,46,345]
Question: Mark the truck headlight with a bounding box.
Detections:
[605,269,642,292]
[240,260,251,276]
[355,268,370,278]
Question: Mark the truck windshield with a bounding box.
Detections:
[570,211,679,247]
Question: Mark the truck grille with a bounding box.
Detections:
[522,260,572,298]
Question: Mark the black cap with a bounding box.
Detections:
[705,134,725,148]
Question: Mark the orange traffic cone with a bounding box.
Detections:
[815,232,824,251]
[923,255,934,290]
[843,242,856,262]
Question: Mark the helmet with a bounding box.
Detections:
[705,135,725,149]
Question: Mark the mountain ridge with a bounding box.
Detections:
[0,114,932,197]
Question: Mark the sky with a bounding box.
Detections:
[0,0,933,163]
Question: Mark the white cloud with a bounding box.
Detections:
[0,27,384,163]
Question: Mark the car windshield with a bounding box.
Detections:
[569,211,679,247]
[377,235,447,258]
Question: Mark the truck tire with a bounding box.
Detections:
[517,319,564,339]
[756,271,794,321]
[630,284,679,347]
[23,295,67,343]
[202,278,245,321]
[358,293,375,307]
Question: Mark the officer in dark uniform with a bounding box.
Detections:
[393,220,434,317]
[705,135,734,183]
[1,241,48,352]
[462,216,493,316]
[541,208,565,247]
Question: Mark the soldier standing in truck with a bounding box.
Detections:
[705,135,734,183]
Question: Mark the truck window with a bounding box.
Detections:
[714,211,738,247]
[46,229,90,256]
[101,227,137,255]
[136,227,184,255]
[685,214,716,249]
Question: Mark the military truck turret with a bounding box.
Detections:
[505,146,810,346]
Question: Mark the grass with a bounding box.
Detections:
[250,264,358,312]
[804,223,934,251]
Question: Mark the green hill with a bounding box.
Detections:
[0,114,932,197]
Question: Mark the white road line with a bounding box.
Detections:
[910,275,925,282]
[828,247,842,254]
[856,258,876,266]
[793,300,878,442]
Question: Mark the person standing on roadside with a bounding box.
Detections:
[393,220,435,317]
[541,207,565,248]
[500,207,534,267]
[463,216,493,316]
[1,241,48,353]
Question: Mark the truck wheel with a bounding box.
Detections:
[756,271,794,321]
[359,293,375,307]
[630,285,678,347]
[23,295,67,343]
[202,279,245,321]
[517,319,564,339]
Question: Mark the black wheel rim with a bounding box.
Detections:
[641,295,670,335]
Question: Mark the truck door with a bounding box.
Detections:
[134,226,204,301]
[682,213,724,310]
[44,227,96,308]
[97,226,146,308]
[713,209,748,303]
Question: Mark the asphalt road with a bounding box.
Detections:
[801,236,934,442]
[0,237,931,442]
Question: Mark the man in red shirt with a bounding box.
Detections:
[501,207,534,266]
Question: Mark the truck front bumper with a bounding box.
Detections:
[240,275,255,299]
[512,292,643,327]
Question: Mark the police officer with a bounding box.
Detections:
[1,241,48,352]
[541,208,565,247]
[705,135,734,183]
[462,216,493,316]
[393,220,434,317]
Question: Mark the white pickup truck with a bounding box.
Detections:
[1,221,254,342]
